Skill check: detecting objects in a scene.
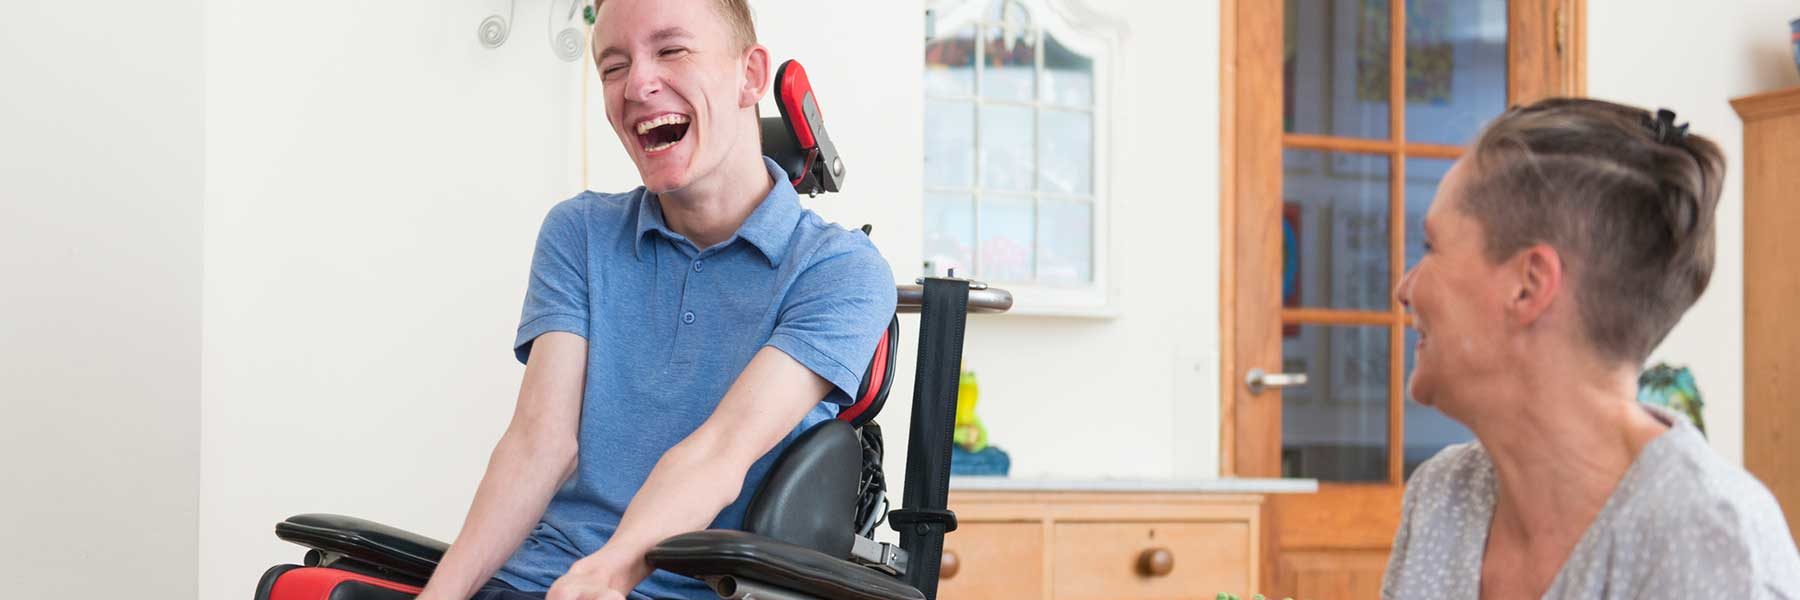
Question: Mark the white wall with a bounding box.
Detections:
[1590,0,1800,465]
[0,1,203,598]
[198,2,585,598]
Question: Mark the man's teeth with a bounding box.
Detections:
[636,114,690,134]
[644,140,677,152]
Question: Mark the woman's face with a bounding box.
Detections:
[1396,159,1516,412]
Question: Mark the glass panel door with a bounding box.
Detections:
[1279,0,1508,484]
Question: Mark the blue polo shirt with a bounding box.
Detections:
[493,158,897,599]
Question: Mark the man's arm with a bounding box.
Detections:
[545,346,833,600]
[418,332,587,600]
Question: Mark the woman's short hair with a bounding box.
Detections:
[1460,97,1726,365]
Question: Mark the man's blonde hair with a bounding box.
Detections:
[596,0,757,50]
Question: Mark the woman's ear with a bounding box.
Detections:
[1509,243,1564,326]
[739,44,771,109]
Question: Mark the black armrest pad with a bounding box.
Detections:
[647,531,923,600]
[275,514,449,582]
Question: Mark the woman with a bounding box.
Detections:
[1382,98,1800,598]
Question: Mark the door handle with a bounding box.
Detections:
[1245,368,1308,395]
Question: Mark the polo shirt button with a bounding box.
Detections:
[682,311,696,324]
[693,260,704,272]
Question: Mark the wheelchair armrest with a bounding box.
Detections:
[647,530,923,600]
[275,514,449,583]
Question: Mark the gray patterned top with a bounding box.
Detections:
[1382,405,1800,599]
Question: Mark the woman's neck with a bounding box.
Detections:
[1472,362,1668,545]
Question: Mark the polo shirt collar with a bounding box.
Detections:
[635,157,802,267]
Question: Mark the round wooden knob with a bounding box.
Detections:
[1137,547,1175,577]
[939,550,960,580]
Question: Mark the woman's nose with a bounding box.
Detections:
[1395,267,1415,309]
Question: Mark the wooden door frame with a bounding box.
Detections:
[1218,0,1585,590]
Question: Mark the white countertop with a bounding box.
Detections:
[948,477,1318,494]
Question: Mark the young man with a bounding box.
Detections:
[415,1,896,599]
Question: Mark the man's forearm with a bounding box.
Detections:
[553,348,833,595]
[569,434,750,591]
[419,430,576,599]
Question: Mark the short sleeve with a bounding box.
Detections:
[514,196,591,364]
[1633,485,1800,597]
[764,233,897,406]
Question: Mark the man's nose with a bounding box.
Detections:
[625,63,661,103]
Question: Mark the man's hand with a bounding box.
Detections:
[547,558,632,600]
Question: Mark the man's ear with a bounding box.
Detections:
[1509,243,1563,327]
[740,44,771,109]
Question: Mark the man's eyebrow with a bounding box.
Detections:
[596,27,694,62]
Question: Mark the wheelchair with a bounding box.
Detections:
[251,60,1013,600]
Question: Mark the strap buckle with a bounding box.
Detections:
[888,508,959,535]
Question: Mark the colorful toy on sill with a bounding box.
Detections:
[953,368,986,451]
[950,366,1010,476]
[1638,363,1706,436]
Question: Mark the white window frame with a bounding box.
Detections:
[924,0,1123,317]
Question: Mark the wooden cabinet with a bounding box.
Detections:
[939,491,1270,600]
[1733,86,1800,541]
[937,522,1046,599]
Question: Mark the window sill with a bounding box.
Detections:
[980,282,1118,319]
[997,301,1120,319]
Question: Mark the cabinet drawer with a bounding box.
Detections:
[937,521,1044,600]
[1052,521,1250,600]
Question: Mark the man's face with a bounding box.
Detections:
[592,0,755,194]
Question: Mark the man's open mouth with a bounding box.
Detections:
[635,114,692,153]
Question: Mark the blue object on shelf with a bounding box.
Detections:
[951,445,1011,476]
[1791,18,1800,78]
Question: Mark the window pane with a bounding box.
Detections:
[982,24,1036,102]
[979,104,1035,192]
[1404,157,1454,271]
[1285,0,1391,139]
[1403,327,1473,478]
[1283,149,1392,311]
[1042,32,1093,107]
[978,194,1035,282]
[1037,198,1092,286]
[1038,109,1092,195]
[1282,324,1391,482]
[924,192,976,277]
[1403,0,1507,145]
[926,100,975,188]
[984,0,1029,22]
[926,25,977,98]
